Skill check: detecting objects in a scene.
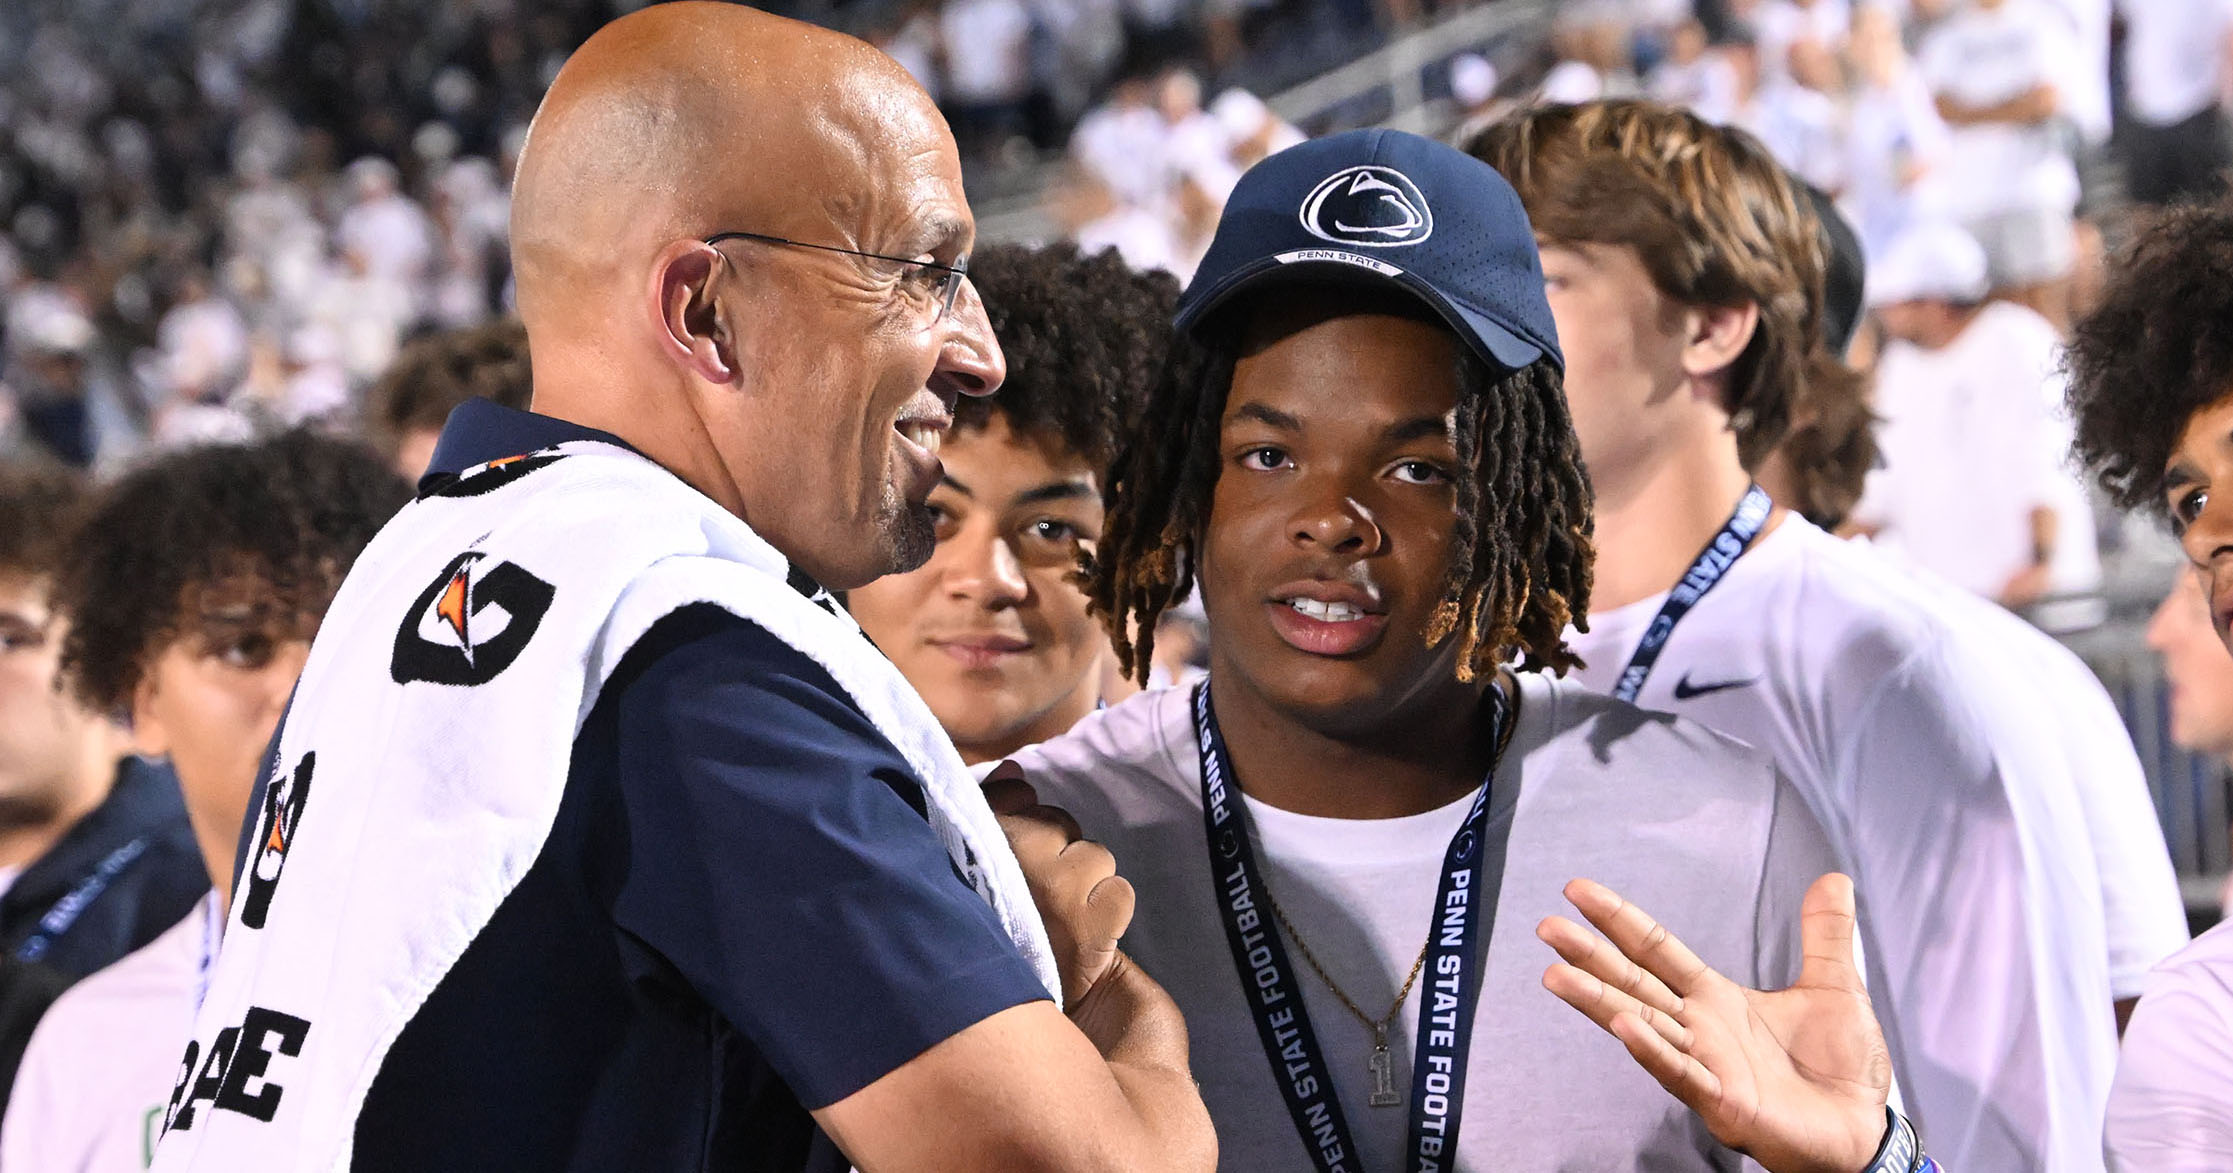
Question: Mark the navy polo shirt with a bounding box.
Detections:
[344,401,1050,1170]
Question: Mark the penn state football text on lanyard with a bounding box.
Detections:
[1612,484,1772,703]
[1192,681,1502,1173]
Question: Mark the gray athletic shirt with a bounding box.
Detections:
[1009,672,1837,1172]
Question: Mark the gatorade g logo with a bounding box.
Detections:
[240,752,312,930]
[164,1006,313,1134]
[428,451,566,498]
[1299,166,1434,248]
[390,551,555,686]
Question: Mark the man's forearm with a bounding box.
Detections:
[1937,86,2056,126]
[1071,954,1217,1171]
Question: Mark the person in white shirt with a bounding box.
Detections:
[938,0,1035,157]
[1766,191,2189,1031]
[154,270,248,407]
[1916,0,2081,327]
[1753,0,1851,85]
[2065,197,2233,1168]
[1473,99,2122,1172]
[1839,3,1947,260]
[1647,19,1743,125]
[1855,221,2089,609]
[1006,127,1922,1173]
[333,157,435,295]
[1735,36,1846,194]
[2117,0,2233,207]
[2,434,410,1173]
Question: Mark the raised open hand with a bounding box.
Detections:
[983,761,1135,1008]
[1537,873,1894,1173]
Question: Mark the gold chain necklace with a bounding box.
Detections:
[1249,680,1518,1110]
[1259,877,1429,1109]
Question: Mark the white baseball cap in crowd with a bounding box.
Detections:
[1451,54,1499,108]
[1865,221,1990,307]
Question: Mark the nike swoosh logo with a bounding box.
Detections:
[1672,673,1759,701]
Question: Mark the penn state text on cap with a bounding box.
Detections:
[1174,127,1561,372]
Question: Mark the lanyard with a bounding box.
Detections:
[1192,681,1503,1173]
[193,891,223,1011]
[1611,483,1772,703]
[14,835,150,963]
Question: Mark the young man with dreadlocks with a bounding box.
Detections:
[1470,99,2122,1172]
[998,130,1931,1173]
[848,243,1175,762]
[2062,194,2233,1168]
[0,432,410,1172]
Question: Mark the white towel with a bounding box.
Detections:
[151,440,1058,1172]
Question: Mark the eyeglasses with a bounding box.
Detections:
[704,230,971,322]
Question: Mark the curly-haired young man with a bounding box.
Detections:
[0,432,409,1172]
[2063,195,2233,1168]
[997,129,1930,1173]
[1471,99,2122,1172]
[848,243,1175,763]
[0,465,205,983]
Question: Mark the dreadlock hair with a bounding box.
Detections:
[1089,291,1595,686]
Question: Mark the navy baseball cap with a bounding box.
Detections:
[1174,127,1561,372]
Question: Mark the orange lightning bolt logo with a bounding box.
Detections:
[436,567,471,651]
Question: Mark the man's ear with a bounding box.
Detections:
[652,240,737,385]
[130,669,170,759]
[1678,301,1761,385]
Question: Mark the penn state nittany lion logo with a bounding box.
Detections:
[390,551,555,686]
[1299,165,1434,248]
[240,751,313,930]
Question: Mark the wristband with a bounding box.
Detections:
[1861,1107,1937,1173]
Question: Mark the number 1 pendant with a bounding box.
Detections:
[1368,1024,1401,1108]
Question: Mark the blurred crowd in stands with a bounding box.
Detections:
[2,0,2231,632]
[0,0,1376,472]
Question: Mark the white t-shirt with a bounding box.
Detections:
[1567,517,2119,1173]
[2106,920,2233,1170]
[939,0,1033,105]
[1647,53,1743,124]
[1860,301,2075,600]
[1735,80,1846,193]
[1840,72,1950,258]
[2119,0,2233,126]
[1917,0,2081,218]
[2038,0,2112,143]
[1011,676,1837,1171]
[1755,0,1852,83]
[4,895,220,1172]
[1867,548,2189,999]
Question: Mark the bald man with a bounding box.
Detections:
[150,6,1211,1171]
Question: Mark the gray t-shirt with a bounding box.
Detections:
[1010,673,1836,1172]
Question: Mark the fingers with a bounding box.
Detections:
[981,763,1038,815]
[1542,956,1723,1116]
[1796,872,1866,995]
[1606,1010,1725,1113]
[1537,913,1686,1020]
[1542,959,1694,1053]
[1042,839,1124,1003]
[1562,878,1716,999]
[1072,872,1135,986]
